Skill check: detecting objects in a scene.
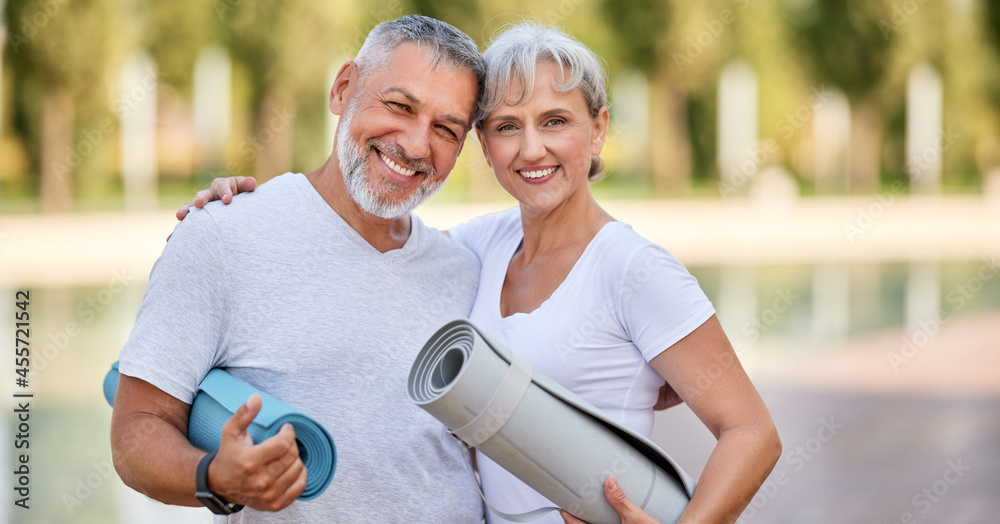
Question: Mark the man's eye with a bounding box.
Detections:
[389,101,410,111]
[438,125,458,138]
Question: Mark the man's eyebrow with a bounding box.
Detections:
[385,87,469,129]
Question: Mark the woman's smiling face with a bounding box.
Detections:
[478,60,609,214]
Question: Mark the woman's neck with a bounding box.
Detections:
[516,188,614,265]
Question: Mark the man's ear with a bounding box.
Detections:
[475,127,492,168]
[330,61,358,116]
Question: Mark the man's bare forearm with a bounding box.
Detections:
[110,374,204,506]
[111,410,205,506]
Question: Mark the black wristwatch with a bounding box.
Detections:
[195,451,245,515]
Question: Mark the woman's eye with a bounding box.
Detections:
[497,123,516,132]
[545,118,565,127]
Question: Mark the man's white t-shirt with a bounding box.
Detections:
[451,208,715,524]
[119,173,484,523]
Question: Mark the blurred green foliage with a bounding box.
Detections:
[1,0,998,210]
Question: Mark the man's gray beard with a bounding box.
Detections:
[337,107,445,219]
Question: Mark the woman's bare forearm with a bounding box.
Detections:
[678,423,781,523]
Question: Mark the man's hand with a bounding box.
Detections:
[653,382,683,411]
[560,476,661,524]
[176,176,258,221]
[208,393,307,511]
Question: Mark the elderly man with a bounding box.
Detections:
[110,15,485,522]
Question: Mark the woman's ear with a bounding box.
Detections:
[590,106,610,156]
[475,127,493,168]
[329,61,358,116]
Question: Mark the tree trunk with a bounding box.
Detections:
[40,89,74,212]
[649,71,691,196]
[253,90,295,182]
[849,100,882,194]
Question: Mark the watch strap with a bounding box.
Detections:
[195,451,245,515]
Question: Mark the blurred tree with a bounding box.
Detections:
[599,0,692,195]
[140,0,222,92]
[410,0,483,45]
[984,0,1000,55]
[5,0,117,211]
[219,1,353,180]
[782,0,892,193]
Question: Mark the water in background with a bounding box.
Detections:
[3,260,998,523]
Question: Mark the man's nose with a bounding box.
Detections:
[397,123,432,161]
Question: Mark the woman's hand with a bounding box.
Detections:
[653,382,683,411]
[560,476,661,524]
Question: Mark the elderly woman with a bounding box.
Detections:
[183,23,780,524]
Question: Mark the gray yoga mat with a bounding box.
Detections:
[407,319,694,524]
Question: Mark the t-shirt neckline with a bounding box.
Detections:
[496,219,626,323]
[290,172,424,260]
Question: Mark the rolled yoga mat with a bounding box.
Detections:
[104,361,336,500]
[408,320,694,524]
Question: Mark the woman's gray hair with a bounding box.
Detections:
[355,15,485,123]
[479,23,609,179]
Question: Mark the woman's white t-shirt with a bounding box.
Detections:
[450,208,715,524]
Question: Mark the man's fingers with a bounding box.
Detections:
[560,510,586,524]
[222,393,262,443]
[236,176,258,194]
[261,453,307,507]
[255,423,300,466]
[176,203,194,221]
[193,189,210,208]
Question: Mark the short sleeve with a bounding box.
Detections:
[448,208,519,260]
[117,208,232,404]
[618,245,716,362]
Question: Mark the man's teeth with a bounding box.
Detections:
[379,151,417,177]
[518,167,557,179]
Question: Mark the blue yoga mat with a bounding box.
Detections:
[104,362,336,500]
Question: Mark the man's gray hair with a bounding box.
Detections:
[478,23,609,178]
[355,15,485,122]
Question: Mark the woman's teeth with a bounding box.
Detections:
[379,151,417,177]
[518,166,556,179]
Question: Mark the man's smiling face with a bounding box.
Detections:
[335,42,479,219]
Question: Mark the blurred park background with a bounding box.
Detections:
[0,0,999,522]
